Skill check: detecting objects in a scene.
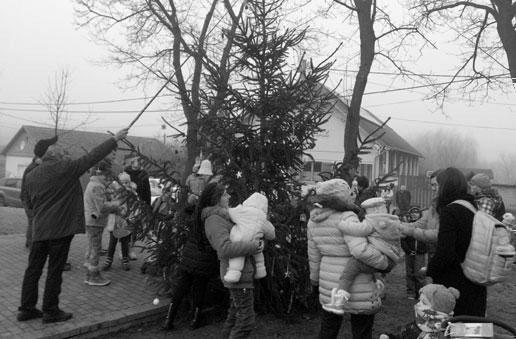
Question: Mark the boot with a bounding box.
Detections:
[190,307,203,329]
[85,268,111,286]
[161,303,178,331]
[121,257,130,271]
[102,257,113,271]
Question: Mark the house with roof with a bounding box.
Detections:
[300,96,423,185]
[1,125,182,178]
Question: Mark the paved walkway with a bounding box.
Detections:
[0,233,166,338]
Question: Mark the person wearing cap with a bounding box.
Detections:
[20,136,57,248]
[468,173,506,221]
[185,163,206,206]
[124,156,151,205]
[18,128,129,324]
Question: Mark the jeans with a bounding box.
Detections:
[20,235,73,313]
[107,232,130,260]
[86,226,103,269]
[405,253,426,298]
[222,288,255,339]
[170,268,209,308]
[319,309,375,339]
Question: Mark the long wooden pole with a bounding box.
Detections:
[127,75,174,128]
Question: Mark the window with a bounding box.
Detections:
[313,162,322,172]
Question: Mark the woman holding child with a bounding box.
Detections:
[203,183,273,338]
[307,179,392,339]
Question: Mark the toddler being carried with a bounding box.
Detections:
[324,197,402,314]
[224,192,275,283]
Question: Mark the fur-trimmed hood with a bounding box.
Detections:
[201,205,230,222]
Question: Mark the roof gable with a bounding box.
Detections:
[2,126,177,164]
[321,89,422,157]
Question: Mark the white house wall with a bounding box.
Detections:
[307,108,376,165]
[5,155,32,177]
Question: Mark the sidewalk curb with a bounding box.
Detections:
[40,305,168,339]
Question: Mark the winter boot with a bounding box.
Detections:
[190,307,203,329]
[161,303,178,331]
[102,257,113,271]
[322,288,349,315]
[85,268,111,286]
[122,257,130,271]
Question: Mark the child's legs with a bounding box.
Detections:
[86,226,103,269]
[253,252,265,269]
[120,234,131,258]
[106,232,118,259]
[338,258,376,292]
[227,256,245,272]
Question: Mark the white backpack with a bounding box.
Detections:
[452,200,515,286]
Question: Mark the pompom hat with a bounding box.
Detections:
[419,284,460,314]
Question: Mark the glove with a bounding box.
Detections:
[378,258,396,274]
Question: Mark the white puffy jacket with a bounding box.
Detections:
[307,208,389,314]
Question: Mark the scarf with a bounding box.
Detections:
[414,301,451,339]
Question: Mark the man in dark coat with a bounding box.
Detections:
[395,185,411,214]
[17,128,128,324]
[124,156,151,205]
[20,136,53,248]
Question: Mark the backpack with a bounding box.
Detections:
[452,200,515,286]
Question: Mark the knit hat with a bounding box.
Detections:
[118,172,131,182]
[197,159,213,176]
[243,192,268,215]
[419,284,460,314]
[34,136,58,158]
[470,173,491,189]
[315,179,352,201]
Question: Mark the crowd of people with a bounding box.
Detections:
[15,129,515,338]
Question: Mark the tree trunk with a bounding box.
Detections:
[343,0,375,168]
[494,4,516,84]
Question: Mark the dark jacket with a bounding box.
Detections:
[179,239,218,277]
[204,206,258,289]
[124,166,151,205]
[396,190,411,212]
[427,194,487,316]
[25,138,118,242]
[20,160,39,208]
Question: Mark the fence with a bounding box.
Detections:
[397,174,433,209]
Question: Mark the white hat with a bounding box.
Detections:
[197,159,213,176]
[315,179,351,199]
[243,192,268,215]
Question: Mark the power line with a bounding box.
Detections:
[363,74,509,95]
[382,116,516,131]
[0,107,184,114]
[331,68,511,79]
[0,95,175,106]
[0,111,55,127]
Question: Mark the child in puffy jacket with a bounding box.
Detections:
[103,172,137,271]
[224,192,275,282]
[323,197,401,314]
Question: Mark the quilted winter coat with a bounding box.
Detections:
[307,208,389,314]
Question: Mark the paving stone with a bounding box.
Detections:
[0,233,164,338]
